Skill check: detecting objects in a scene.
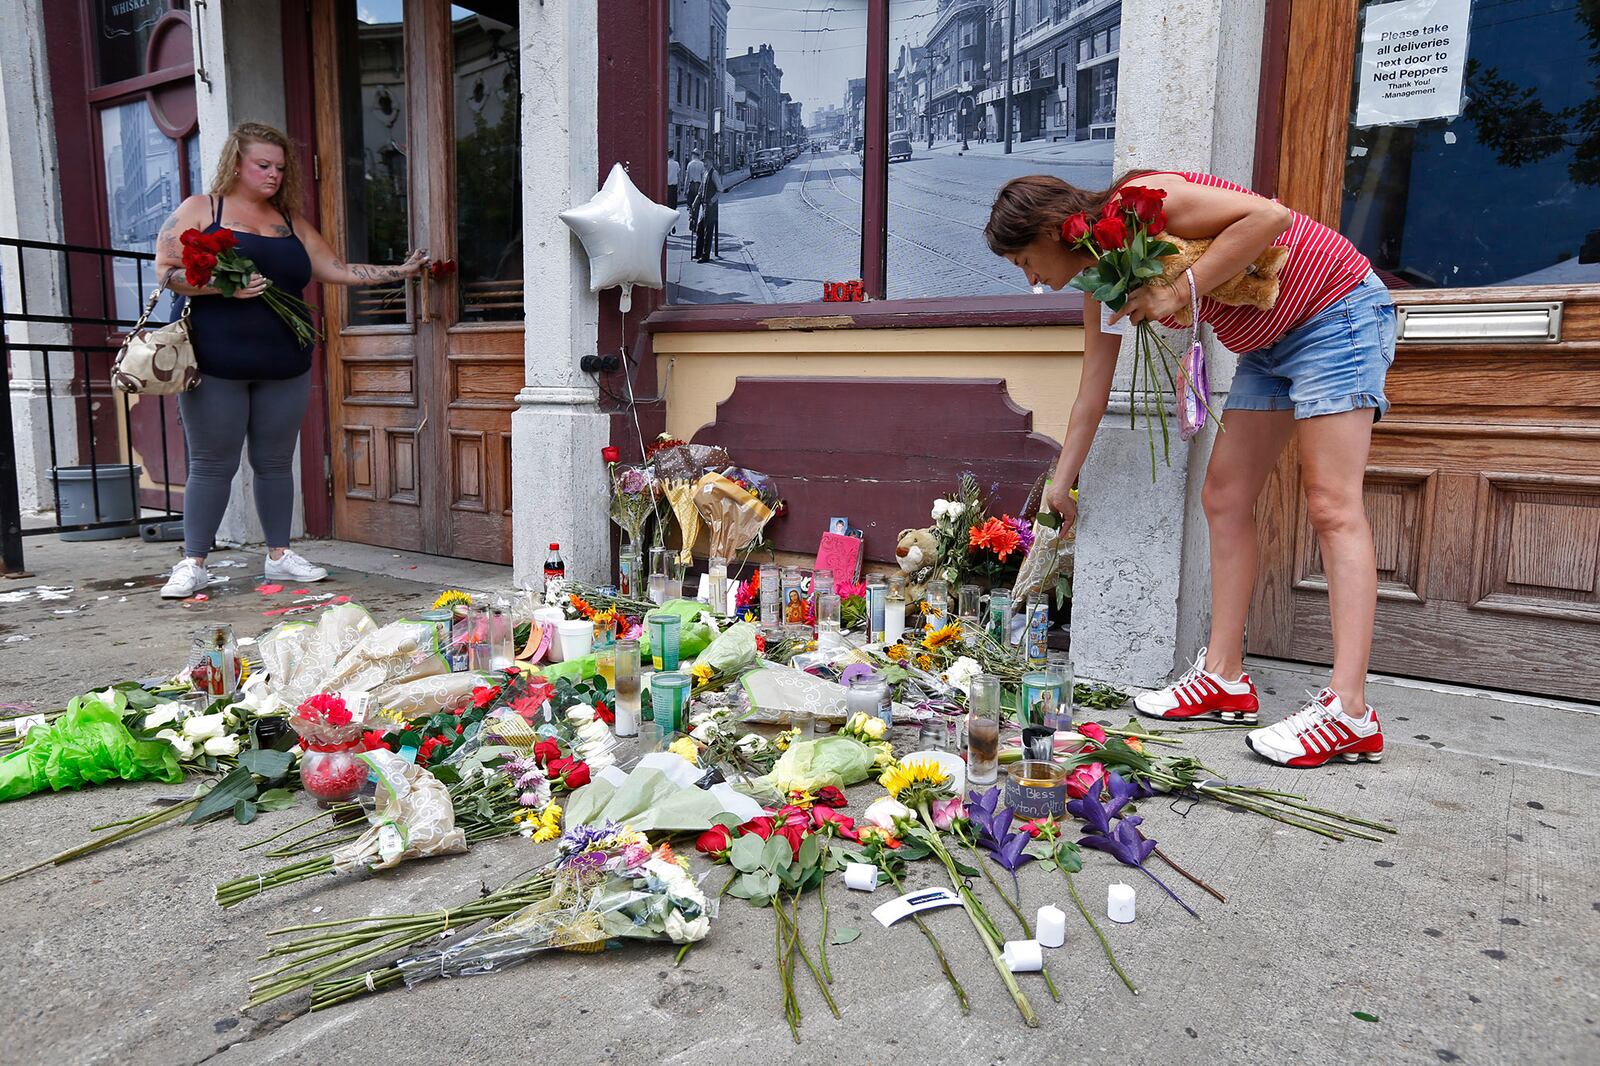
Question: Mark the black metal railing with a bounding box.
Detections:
[1,236,184,575]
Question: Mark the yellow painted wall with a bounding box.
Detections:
[653,325,1085,443]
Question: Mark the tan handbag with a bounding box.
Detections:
[111,282,199,395]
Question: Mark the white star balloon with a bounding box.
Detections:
[559,162,678,312]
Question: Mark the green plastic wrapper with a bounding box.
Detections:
[563,767,742,834]
[692,621,759,675]
[761,736,879,794]
[637,599,715,661]
[0,691,184,803]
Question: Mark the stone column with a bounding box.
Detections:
[510,0,612,587]
[190,1,303,548]
[1068,0,1266,687]
[0,0,75,515]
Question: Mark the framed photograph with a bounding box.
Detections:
[828,516,849,536]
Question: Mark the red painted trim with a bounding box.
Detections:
[645,293,1085,332]
[282,0,332,539]
[1252,0,1291,198]
[84,65,193,104]
[861,1,889,298]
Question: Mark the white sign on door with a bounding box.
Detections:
[1354,0,1474,128]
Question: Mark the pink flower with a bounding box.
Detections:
[930,795,966,830]
[1065,762,1106,800]
[1077,721,1107,745]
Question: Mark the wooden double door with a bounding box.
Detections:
[1250,0,1600,699]
[312,0,523,563]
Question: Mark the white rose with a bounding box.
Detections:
[181,712,228,741]
[736,733,767,751]
[930,500,947,521]
[646,857,691,888]
[143,703,181,730]
[566,703,596,724]
[155,728,195,760]
[203,735,242,758]
[664,908,711,943]
[690,711,718,728]
[864,796,912,829]
[947,501,964,517]
[690,722,716,742]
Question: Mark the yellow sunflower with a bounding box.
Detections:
[879,757,950,799]
[432,589,473,610]
[923,623,961,649]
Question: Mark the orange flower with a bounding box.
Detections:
[968,517,1022,562]
[568,595,596,619]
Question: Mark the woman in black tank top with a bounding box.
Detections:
[151,122,427,600]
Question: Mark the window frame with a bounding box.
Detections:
[642,0,1086,331]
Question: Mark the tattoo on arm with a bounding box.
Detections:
[348,262,404,282]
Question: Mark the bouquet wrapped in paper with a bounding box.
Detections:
[694,471,775,559]
[395,824,712,985]
[607,462,657,545]
[330,750,468,874]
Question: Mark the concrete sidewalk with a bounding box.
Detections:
[1,536,1596,1065]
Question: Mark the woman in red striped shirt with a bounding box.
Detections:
[986,170,1396,769]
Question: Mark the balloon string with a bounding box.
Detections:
[620,304,648,461]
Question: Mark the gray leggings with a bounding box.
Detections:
[177,372,311,558]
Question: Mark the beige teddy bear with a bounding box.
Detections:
[894,527,938,600]
[1157,235,1291,327]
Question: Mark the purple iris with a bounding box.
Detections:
[1069,773,1198,918]
[967,786,1036,874]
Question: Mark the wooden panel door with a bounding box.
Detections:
[313,0,521,563]
[1250,0,1600,699]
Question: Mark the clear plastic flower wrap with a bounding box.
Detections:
[1010,521,1075,606]
[394,836,714,985]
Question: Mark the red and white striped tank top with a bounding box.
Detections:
[1131,171,1372,354]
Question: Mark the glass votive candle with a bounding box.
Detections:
[647,611,681,671]
[650,672,691,736]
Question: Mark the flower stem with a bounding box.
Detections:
[817,872,833,984]
[0,798,197,885]
[919,804,1039,1027]
[882,865,969,1014]
[1057,859,1137,995]
[958,838,1061,1003]
[1151,844,1226,903]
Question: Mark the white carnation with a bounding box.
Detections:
[664,908,711,943]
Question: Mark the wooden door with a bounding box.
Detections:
[312,0,523,563]
[1250,0,1600,699]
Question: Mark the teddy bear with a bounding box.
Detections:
[1156,235,1291,327]
[894,527,938,600]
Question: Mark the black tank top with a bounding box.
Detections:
[183,196,314,381]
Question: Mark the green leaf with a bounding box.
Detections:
[828,926,861,946]
[187,767,256,824]
[238,748,293,779]
[430,765,461,786]
[896,839,931,862]
[1148,240,1179,259]
[1352,1011,1381,1024]
[798,833,821,870]
[1054,841,1083,872]
[951,856,981,878]
[1133,262,1164,279]
[232,798,259,824]
[761,833,791,872]
[763,872,782,898]
[255,788,299,812]
[730,833,765,874]
[776,863,800,891]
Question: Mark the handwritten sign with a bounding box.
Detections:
[1354,0,1473,127]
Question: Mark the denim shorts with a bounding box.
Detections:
[1224,272,1397,421]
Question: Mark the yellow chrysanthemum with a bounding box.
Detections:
[879,757,950,799]
[774,728,799,752]
[668,736,700,764]
[914,654,935,671]
[532,803,563,842]
[432,589,472,610]
[884,643,909,662]
[690,662,715,685]
[923,623,961,649]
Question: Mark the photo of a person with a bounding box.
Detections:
[829,517,848,535]
[785,588,803,623]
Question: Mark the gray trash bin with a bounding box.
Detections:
[49,464,142,541]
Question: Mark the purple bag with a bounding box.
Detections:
[1178,268,1209,442]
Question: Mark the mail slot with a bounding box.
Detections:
[1397,302,1562,343]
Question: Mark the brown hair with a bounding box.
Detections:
[984,170,1154,255]
[207,122,305,218]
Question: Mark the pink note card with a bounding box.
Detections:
[815,532,862,585]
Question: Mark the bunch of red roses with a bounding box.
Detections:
[695,792,858,863]
[178,227,321,349]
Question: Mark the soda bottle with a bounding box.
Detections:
[543,543,565,594]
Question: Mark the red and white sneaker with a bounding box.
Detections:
[1133,647,1260,723]
[1244,689,1384,768]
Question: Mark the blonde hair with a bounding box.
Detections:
[208,122,305,218]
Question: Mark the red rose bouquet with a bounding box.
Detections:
[1061,186,1217,474]
[180,228,321,349]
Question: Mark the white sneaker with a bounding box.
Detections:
[161,558,212,599]
[1132,646,1261,723]
[1244,688,1384,768]
[264,549,328,583]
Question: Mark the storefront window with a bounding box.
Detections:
[101,100,182,320]
[666,0,866,305]
[93,0,170,86]
[338,0,410,325]
[884,0,1120,300]
[451,4,523,323]
[1341,0,1600,288]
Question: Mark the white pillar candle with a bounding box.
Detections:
[1107,882,1136,924]
[1001,940,1043,972]
[1036,904,1066,948]
[843,862,879,892]
[695,572,711,603]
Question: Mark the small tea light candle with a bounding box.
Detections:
[1002,940,1043,972]
[843,862,879,892]
[1107,882,1136,924]
[1036,904,1066,948]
